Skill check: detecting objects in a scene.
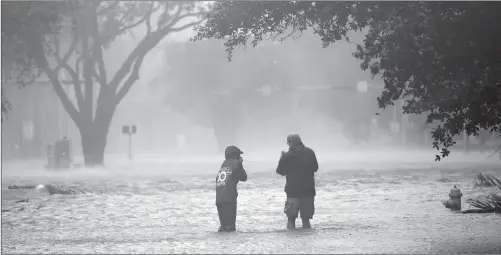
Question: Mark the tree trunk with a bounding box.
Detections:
[79,114,113,167]
[81,126,107,166]
[77,83,117,167]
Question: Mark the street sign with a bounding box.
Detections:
[122,124,137,160]
[122,125,130,134]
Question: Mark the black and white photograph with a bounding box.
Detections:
[1,0,501,253]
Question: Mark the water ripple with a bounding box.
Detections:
[2,163,501,253]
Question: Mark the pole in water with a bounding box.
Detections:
[122,124,137,161]
[128,134,133,160]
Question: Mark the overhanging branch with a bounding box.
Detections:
[168,11,202,28]
[170,20,205,33]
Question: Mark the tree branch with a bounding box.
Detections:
[170,19,205,33]
[55,61,85,112]
[159,3,182,29]
[168,11,202,29]
[100,10,147,45]
[118,18,147,36]
[79,4,95,123]
[75,56,82,79]
[73,57,85,107]
[90,4,107,87]
[51,35,86,112]
[27,34,83,128]
[108,10,205,93]
[115,55,145,104]
[53,35,78,74]
[145,2,157,35]
[113,21,204,103]
[97,0,119,16]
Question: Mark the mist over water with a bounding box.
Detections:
[3,149,501,253]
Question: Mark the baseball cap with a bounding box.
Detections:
[224,145,244,158]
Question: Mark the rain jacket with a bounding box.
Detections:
[216,146,248,204]
[276,144,318,198]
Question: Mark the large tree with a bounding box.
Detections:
[193,1,501,160]
[4,1,207,165]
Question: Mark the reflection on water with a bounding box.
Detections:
[2,159,501,254]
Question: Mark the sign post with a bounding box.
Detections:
[122,124,137,160]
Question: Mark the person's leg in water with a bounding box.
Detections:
[284,198,300,230]
[298,197,315,229]
[218,203,237,232]
[301,218,311,229]
[288,217,296,230]
[226,202,237,232]
[217,203,226,232]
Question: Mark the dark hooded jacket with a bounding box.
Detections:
[216,146,248,204]
[276,143,318,198]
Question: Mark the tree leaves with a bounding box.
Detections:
[194,1,501,160]
[1,1,77,121]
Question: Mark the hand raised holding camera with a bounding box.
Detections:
[280,151,286,159]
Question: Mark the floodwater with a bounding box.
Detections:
[2,150,501,254]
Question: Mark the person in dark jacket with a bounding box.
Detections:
[216,145,248,232]
[276,134,319,230]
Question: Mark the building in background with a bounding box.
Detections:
[2,80,69,160]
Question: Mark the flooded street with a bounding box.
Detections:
[4,0,500,253]
[2,153,501,254]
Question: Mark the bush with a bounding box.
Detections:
[473,173,501,188]
[466,174,501,213]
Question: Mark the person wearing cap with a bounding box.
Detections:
[276,134,319,230]
[215,145,248,232]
